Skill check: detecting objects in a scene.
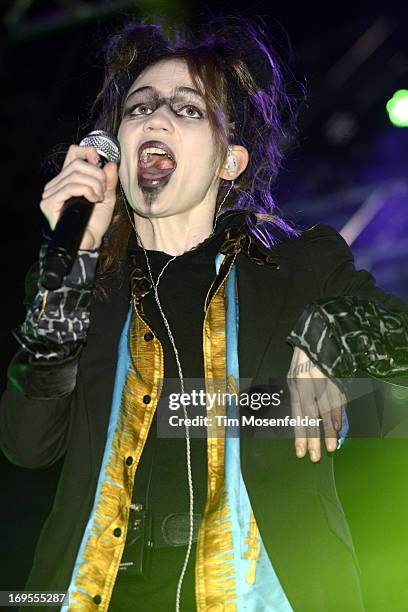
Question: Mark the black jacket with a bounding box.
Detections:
[1,221,408,611]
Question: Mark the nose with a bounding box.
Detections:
[143,105,174,133]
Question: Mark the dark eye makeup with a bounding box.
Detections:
[122,95,207,120]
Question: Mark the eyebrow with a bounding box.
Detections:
[125,85,205,104]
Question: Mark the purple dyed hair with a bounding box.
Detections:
[93,16,302,274]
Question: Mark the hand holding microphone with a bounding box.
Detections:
[39,131,121,289]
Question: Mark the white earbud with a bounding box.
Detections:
[224,154,238,172]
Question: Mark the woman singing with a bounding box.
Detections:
[1,16,408,612]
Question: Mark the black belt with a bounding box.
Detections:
[152,512,202,549]
[119,508,203,578]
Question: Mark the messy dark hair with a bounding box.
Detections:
[92,16,302,275]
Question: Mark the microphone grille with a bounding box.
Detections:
[79,130,121,164]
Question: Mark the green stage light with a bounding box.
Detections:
[386,90,408,127]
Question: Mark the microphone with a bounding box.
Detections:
[40,130,121,290]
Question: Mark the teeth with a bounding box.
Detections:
[144,146,167,155]
[140,145,173,162]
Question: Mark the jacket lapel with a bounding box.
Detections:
[236,251,291,380]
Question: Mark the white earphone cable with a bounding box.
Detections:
[122,176,234,611]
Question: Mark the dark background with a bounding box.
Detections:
[1,1,408,610]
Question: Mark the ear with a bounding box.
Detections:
[218,145,249,181]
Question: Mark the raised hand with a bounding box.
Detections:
[40,145,118,249]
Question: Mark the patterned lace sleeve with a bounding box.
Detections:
[13,248,99,361]
[287,296,408,380]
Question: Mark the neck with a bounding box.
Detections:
[133,204,217,255]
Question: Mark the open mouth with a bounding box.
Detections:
[137,140,177,190]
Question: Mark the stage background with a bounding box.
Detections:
[1,2,408,610]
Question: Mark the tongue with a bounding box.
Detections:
[138,153,176,181]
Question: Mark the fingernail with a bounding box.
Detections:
[296,445,304,457]
[310,450,319,461]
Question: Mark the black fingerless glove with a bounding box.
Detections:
[9,248,99,399]
[287,296,408,380]
[13,248,99,360]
